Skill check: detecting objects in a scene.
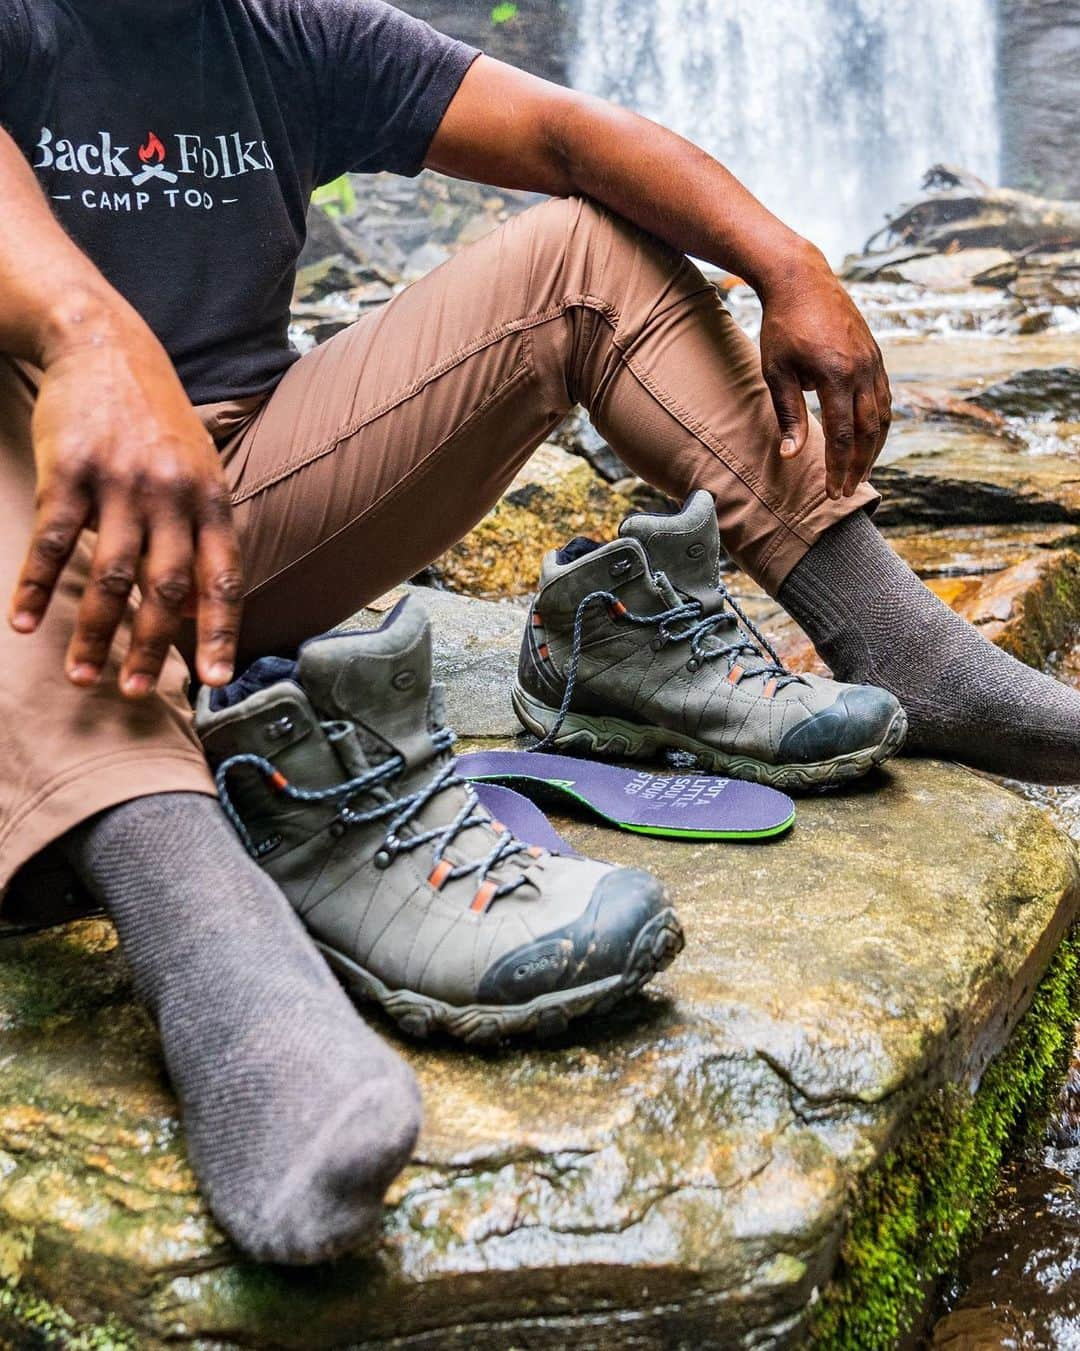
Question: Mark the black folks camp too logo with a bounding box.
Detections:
[33,126,275,213]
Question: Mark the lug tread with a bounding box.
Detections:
[512,684,908,793]
[315,907,685,1047]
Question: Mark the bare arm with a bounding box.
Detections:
[0,127,242,695]
[428,57,891,498]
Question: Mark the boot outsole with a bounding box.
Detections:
[315,907,685,1048]
[512,684,909,792]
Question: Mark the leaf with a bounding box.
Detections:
[490,2,518,24]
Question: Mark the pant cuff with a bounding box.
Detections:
[753,481,881,596]
[0,750,216,906]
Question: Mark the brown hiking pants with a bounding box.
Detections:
[0,195,874,902]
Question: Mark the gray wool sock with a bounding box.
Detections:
[61,792,421,1265]
[779,509,1080,784]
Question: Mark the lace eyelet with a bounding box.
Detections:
[329,820,346,839]
[373,848,393,870]
[686,657,700,672]
[650,637,664,652]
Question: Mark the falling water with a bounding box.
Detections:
[568,0,1001,265]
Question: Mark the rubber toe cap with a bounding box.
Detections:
[476,867,670,1004]
[776,686,903,764]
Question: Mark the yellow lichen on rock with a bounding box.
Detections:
[430,461,637,598]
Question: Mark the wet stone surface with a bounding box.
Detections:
[1,760,1078,1348]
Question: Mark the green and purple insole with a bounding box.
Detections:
[458,750,795,841]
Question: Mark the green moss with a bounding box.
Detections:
[0,1280,136,1350]
[812,926,1080,1349]
[998,550,1080,670]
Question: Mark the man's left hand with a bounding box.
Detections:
[758,249,892,499]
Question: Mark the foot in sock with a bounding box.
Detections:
[61,792,422,1265]
[779,509,1080,784]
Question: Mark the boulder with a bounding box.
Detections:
[970,365,1080,422]
[357,586,525,738]
[871,428,1080,528]
[1,761,1078,1349]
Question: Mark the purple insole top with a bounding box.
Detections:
[457,750,795,839]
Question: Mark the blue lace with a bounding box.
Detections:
[216,723,533,900]
[533,574,805,753]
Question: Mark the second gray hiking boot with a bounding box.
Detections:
[196,597,684,1047]
[515,492,907,790]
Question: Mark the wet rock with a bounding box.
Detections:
[551,406,632,483]
[297,201,372,270]
[970,366,1080,422]
[863,248,1016,290]
[892,382,1009,431]
[355,585,524,737]
[872,427,1080,529]
[975,247,1080,312]
[403,240,451,281]
[1,763,1077,1347]
[856,165,1080,261]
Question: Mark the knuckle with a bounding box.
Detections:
[150,572,192,609]
[33,528,74,564]
[93,563,136,598]
[833,426,855,451]
[206,569,245,605]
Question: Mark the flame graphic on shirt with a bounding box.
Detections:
[138,131,166,165]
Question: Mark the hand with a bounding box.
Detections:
[9,326,243,698]
[758,246,892,499]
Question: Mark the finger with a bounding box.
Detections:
[763,365,810,459]
[818,383,856,500]
[867,369,893,478]
[845,384,881,495]
[120,515,196,698]
[194,489,243,687]
[10,483,90,634]
[66,500,143,686]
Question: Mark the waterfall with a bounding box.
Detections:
[568,0,1001,265]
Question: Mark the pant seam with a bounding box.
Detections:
[231,292,621,506]
[240,354,536,604]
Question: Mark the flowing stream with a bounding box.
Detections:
[568,0,1001,263]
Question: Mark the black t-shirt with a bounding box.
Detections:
[0,0,478,403]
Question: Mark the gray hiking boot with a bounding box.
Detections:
[515,491,907,790]
[195,597,683,1047]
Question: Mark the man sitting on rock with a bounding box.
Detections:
[2,0,1078,1266]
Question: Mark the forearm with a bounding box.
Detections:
[543,94,829,299]
[0,127,139,366]
[427,60,829,300]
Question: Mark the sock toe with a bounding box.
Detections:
[243,1062,422,1266]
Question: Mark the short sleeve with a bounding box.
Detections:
[304,0,480,184]
[0,1,31,99]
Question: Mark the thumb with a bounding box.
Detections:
[764,365,810,459]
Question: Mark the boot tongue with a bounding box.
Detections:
[298,597,441,770]
[620,490,723,611]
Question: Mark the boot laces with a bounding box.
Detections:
[216,723,535,903]
[533,574,805,753]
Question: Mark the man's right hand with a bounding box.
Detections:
[8,325,244,698]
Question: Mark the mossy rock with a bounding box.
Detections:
[1,761,1078,1348]
[430,461,637,598]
